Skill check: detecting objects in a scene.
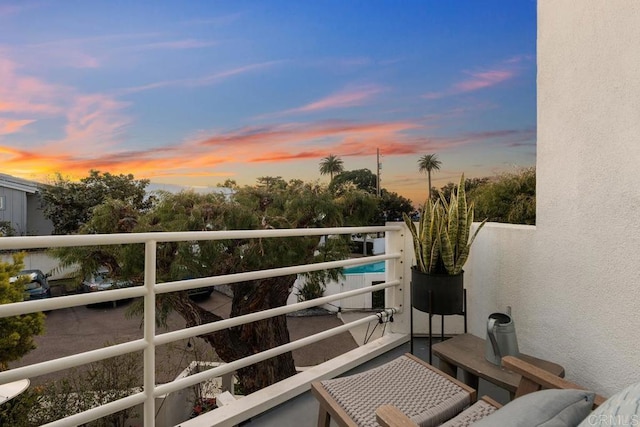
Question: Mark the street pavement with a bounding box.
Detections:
[10,290,361,385]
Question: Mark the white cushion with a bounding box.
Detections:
[578,382,640,427]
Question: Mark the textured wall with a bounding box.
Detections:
[534,0,640,395]
[466,0,640,396]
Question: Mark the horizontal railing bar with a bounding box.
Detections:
[42,392,146,427]
[0,254,399,318]
[0,226,399,250]
[0,224,407,425]
[156,253,399,294]
[154,308,397,397]
[0,287,147,318]
[0,340,147,384]
[155,280,400,345]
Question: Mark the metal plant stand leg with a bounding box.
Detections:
[410,273,415,355]
[464,289,468,333]
[428,290,433,364]
[411,285,467,365]
[425,289,468,365]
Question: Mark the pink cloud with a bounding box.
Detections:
[0,118,35,135]
[0,57,65,114]
[1,116,534,193]
[0,54,131,155]
[453,70,514,92]
[423,56,532,100]
[258,85,384,119]
[196,120,419,152]
[53,94,131,154]
[423,68,514,99]
[296,85,383,113]
[0,2,38,17]
[126,39,218,50]
[118,61,283,95]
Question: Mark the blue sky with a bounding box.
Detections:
[0,0,536,204]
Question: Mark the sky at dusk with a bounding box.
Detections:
[0,1,536,205]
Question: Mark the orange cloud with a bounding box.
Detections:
[2,113,534,198]
[197,120,419,152]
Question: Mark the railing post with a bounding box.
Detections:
[144,240,157,427]
[386,222,412,335]
[221,370,235,394]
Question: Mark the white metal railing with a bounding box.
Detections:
[0,224,410,426]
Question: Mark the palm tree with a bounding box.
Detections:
[319,154,344,181]
[418,153,442,200]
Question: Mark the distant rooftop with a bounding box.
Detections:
[146,182,235,198]
[0,173,40,193]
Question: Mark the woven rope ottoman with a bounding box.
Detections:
[311,353,476,427]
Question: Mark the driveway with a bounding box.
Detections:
[10,291,358,386]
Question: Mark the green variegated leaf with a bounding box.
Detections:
[448,196,458,256]
[467,217,487,249]
[466,204,475,243]
[453,244,469,274]
[429,238,439,273]
[457,174,469,253]
[405,173,487,276]
[403,212,423,271]
[440,222,455,273]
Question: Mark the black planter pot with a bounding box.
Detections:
[411,268,464,315]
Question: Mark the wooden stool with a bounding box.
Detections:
[311,353,476,427]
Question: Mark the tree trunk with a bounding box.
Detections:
[228,275,297,394]
[170,275,297,395]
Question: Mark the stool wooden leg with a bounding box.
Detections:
[317,406,331,427]
[462,370,479,392]
[438,359,457,378]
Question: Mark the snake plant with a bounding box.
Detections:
[403,174,487,275]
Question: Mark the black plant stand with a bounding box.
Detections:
[410,288,467,364]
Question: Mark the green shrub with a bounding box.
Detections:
[468,168,536,225]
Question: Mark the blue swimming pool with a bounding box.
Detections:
[343,261,386,274]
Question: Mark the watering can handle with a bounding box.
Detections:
[487,318,501,360]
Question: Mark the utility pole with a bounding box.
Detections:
[376,148,381,197]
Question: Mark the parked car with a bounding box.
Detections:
[188,285,214,300]
[9,269,52,300]
[81,267,133,293]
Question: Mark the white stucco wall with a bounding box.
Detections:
[462,0,640,397]
[533,0,640,395]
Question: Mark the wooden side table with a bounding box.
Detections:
[432,334,565,399]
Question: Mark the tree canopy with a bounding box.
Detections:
[468,168,536,225]
[319,154,344,181]
[434,168,536,225]
[39,170,151,235]
[48,175,367,393]
[329,168,413,223]
[417,153,442,200]
[329,168,377,194]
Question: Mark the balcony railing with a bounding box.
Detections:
[0,224,414,427]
